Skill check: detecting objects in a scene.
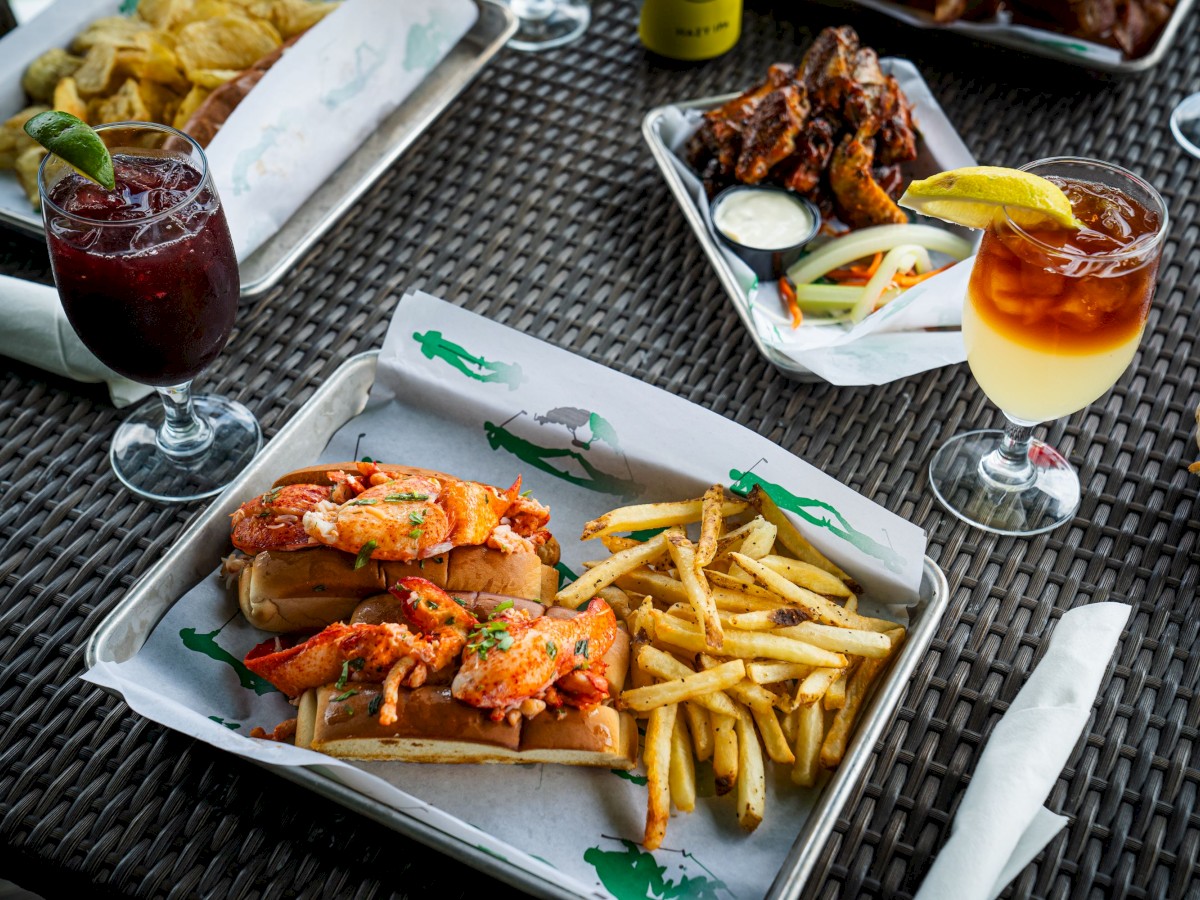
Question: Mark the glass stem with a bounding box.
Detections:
[979,415,1037,490]
[155,382,213,459]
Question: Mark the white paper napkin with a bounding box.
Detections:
[0,273,152,408]
[914,601,1131,900]
[206,0,478,260]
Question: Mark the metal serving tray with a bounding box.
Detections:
[820,0,1197,74]
[85,351,950,899]
[0,0,515,299]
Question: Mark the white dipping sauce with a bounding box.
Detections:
[713,189,814,250]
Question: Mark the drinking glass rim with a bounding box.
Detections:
[1004,156,1170,263]
[37,120,210,227]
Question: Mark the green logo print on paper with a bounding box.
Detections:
[584,839,728,900]
[180,627,278,695]
[484,413,641,498]
[412,330,525,390]
[535,408,621,451]
[729,468,904,574]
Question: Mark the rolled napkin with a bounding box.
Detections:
[914,601,1131,900]
[0,273,152,408]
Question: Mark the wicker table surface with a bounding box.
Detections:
[2,2,1198,898]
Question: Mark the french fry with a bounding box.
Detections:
[697,653,781,713]
[734,709,765,831]
[665,534,723,649]
[824,670,848,710]
[644,703,677,850]
[601,534,648,555]
[711,711,738,795]
[746,661,810,685]
[556,531,676,608]
[774,621,892,658]
[597,585,633,623]
[669,714,697,813]
[614,568,689,607]
[791,700,824,787]
[581,499,747,541]
[737,518,778,560]
[652,611,847,668]
[844,593,858,614]
[667,602,795,632]
[794,667,841,706]
[780,706,801,746]
[732,553,876,630]
[683,700,714,761]
[694,484,726,567]
[745,485,850,580]
[759,555,854,598]
[618,660,746,712]
[820,656,887,769]
[724,561,755,583]
[634,644,741,719]
[627,597,658,644]
[728,607,809,632]
[752,706,795,765]
[713,519,765,563]
[711,589,787,614]
[704,569,780,602]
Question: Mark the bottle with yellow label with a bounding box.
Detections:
[639,0,742,61]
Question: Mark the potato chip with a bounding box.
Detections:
[172,84,211,129]
[15,145,48,206]
[52,78,90,123]
[185,68,243,89]
[175,13,281,74]
[126,32,189,90]
[73,43,122,97]
[231,0,338,38]
[136,79,183,122]
[0,106,49,169]
[70,17,151,54]
[90,78,151,125]
[22,49,84,104]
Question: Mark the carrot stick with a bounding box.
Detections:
[780,277,803,329]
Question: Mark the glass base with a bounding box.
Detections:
[110,394,262,503]
[507,0,589,50]
[1170,92,1200,158]
[928,429,1080,536]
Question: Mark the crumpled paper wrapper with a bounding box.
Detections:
[86,290,930,899]
[650,59,978,386]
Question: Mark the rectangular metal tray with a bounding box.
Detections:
[85,350,950,899]
[818,0,1197,74]
[642,59,975,383]
[0,0,515,299]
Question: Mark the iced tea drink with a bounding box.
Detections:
[964,176,1163,423]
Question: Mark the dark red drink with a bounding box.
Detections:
[45,153,239,386]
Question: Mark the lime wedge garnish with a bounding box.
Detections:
[23,111,115,191]
[899,166,1083,231]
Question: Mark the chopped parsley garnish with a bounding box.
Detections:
[489,599,514,619]
[256,511,271,518]
[333,689,359,702]
[334,658,363,690]
[368,694,383,717]
[546,640,557,659]
[521,489,533,497]
[468,620,514,659]
[408,509,426,526]
[354,540,377,569]
[384,492,430,502]
[447,615,456,625]
[313,584,326,592]
[347,498,377,506]
[260,487,282,504]
[424,599,438,610]
[433,557,443,564]
[575,639,589,659]
[410,527,424,540]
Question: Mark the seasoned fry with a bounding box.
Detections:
[734,709,765,831]
[652,612,847,668]
[791,700,824,787]
[746,661,810,685]
[824,670,848,710]
[713,519,765,563]
[752,706,795,765]
[738,518,778,560]
[697,653,781,713]
[665,534,723,649]
[780,706,801,746]
[820,656,887,769]
[614,568,689,607]
[619,660,746,712]
[581,499,747,541]
[635,644,741,719]
[774,621,891,658]
[644,703,677,850]
[728,607,809,631]
[724,561,755,583]
[705,569,780,602]
[601,534,645,555]
[556,531,676,608]
[793,666,842,707]
[759,555,854,598]
[732,553,875,629]
[745,485,850,580]
[711,711,738,795]
[669,714,697,813]
[683,700,714,761]
[694,484,726,567]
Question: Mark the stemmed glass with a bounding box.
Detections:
[502,0,589,51]
[929,158,1168,535]
[38,121,261,503]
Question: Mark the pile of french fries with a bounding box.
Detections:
[555,484,905,849]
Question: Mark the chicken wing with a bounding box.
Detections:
[829,133,908,228]
[735,83,809,184]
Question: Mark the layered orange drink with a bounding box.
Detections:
[964,177,1164,423]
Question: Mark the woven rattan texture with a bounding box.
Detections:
[2,2,1198,898]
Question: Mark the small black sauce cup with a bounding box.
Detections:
[710,185,822,280]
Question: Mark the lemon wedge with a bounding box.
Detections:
[898,166,1083,231]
